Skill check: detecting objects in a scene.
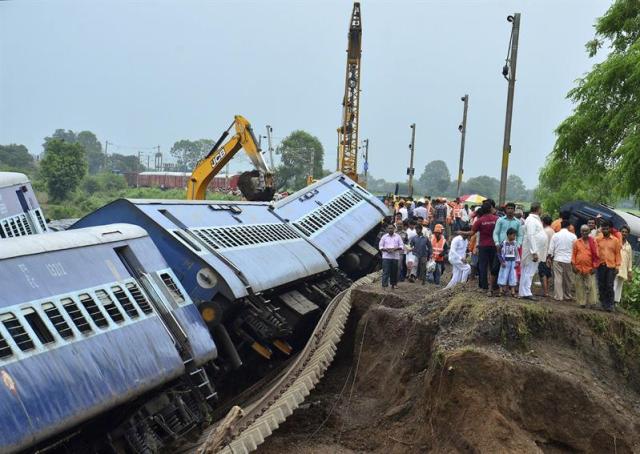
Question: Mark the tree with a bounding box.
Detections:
[169,139,214,171]
[40,139,87,201]
[109,153,144,173]
[538,0,640,211]
[76,131,104,174]
[417,160,451,196]
[506,174,529,201]
[276,130,324,190]
[0,144,34,171]
[463,176,500,200]
[43,129,105,174]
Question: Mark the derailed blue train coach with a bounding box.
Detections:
[1,172,387,453]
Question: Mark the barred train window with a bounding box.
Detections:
[160,273,185,304]
[1,313,34,351]
[42,302,74,339]
[23,307,55,345]
[95,290,125,324]
[0,330,12,359]
[78,294,108,328]
[126,282,153,314]
[111,285,140,319]
[62,298,92,333]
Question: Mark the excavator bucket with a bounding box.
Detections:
[238,170,275,201]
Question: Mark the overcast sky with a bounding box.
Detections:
[0,0,609,187]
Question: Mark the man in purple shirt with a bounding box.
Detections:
[379,224,404,289]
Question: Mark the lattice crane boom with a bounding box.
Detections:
[337,2,362,184]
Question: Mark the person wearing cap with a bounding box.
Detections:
[430,224,449,285]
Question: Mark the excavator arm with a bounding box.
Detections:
[187,115,275,201]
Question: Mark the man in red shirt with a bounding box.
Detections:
[471,200,499,295]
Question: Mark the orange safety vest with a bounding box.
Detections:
[432,236,446,262]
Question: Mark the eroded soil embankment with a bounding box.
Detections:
[258,280,640,453]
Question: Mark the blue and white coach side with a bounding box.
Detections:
[72,172,388,370]
[0,172,48,238]
[0,224,217,453]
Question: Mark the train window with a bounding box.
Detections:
[0,313,34,352]
[0,331,13,359]
[23,308,55,345]
[111,286,140,319]
[42,302,74,339]
[95,290,124,324]
[61,298,92,334]
[78,294,109,328]
[125,282,153,314]
[159,273,186,304]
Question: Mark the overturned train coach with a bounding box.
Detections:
[0,172,387,453]
[0,172,48,238]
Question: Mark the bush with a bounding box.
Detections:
[620,267,640,317]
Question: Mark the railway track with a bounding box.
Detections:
[183,272,378,454]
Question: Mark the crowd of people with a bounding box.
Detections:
[378,196,635,312]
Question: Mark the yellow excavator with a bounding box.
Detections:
[187,115,275,201]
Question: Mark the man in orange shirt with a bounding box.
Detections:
[595,220,622,312]
[572,225,599,308]
[551,211,575,234]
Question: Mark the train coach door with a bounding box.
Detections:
[114,246,216,400]
[114,246,189,345]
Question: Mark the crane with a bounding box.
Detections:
[187,115,275,201]
[337,2,362,184]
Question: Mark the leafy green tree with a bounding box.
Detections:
[538,0,640,212]
[43,129,105,174]
[76,131,104,174]
[170,139,214,171]
[40,139,87,201]
[109,153,144,173]
[417,160,451,196]
[0,144,34,171]
[506,174,529,201]
[276,130,324,190]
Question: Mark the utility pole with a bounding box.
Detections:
[266,125,274,168]
[408,124,416,198]
[499,13,521,206]
[362,139,369,183]
[457,95,469,197]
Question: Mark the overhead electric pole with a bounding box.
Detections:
[266,125,274,168]
[362,139,369,183]
[457,94,469,197]
[499,13,521,206]
[408,124,416,198]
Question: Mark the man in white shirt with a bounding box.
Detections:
[547,220,577,301]
[518,203,548,300]
[398,201,408,221]
[414,202,428,221]
[445,227,472,289]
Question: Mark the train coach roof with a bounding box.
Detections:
[0,172,29,188]
[0,223,147,260]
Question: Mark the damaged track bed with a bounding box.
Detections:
[180,272,379,454]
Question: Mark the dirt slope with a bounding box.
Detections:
[258,280,640,453]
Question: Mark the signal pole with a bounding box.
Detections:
[266,125,274,168]
[457,95,469,197]
[499,13,521,206]
[408,124,416,198]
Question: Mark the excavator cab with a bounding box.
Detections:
[187,115,275,202]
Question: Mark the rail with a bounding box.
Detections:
[184,272,379,454]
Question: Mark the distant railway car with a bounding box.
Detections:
[0,172,48,238]
[0,225,217,453]
[73,172,388,371]
[125,171,240,191]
